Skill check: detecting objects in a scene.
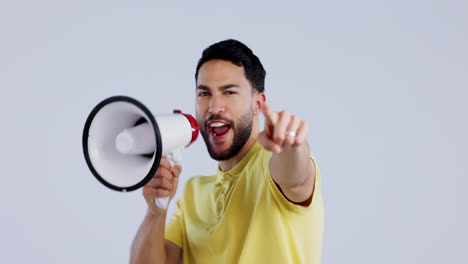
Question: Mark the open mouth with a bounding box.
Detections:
[208,121,232,139]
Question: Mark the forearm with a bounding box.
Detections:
[269,142,315,196]
[130,210,167,264]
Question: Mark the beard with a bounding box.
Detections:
[198,111,253,161]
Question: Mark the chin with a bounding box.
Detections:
[209,140,231,154]
[207,142,235,161]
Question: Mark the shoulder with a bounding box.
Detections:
[181,175,217,197]
[247,145,272,171]
[185,174,217,186]
[176,175,217,214]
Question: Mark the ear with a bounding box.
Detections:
[253,92,266,115]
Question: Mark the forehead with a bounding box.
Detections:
[197,60,251,89]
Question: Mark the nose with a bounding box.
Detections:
[209,95,225,114]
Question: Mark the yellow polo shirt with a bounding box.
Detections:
[165,143,324,263]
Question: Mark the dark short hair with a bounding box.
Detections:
[195,39,266,93]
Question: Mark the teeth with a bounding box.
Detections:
[210,122,227,127]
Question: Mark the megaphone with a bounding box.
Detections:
[82,96,199,209]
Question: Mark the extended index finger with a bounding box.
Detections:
[262,102,278,124]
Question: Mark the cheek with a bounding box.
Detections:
[195,109,208,128]
[195,102,205,117]
[195,111,204,124]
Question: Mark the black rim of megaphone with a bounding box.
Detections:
[82,95,162,192]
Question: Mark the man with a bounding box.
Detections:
[130,39,324,264]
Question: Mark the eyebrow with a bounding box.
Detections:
[196,84,240,91]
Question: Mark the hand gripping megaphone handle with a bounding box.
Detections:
[155,148,183,209]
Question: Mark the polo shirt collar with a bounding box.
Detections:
[216,142,262,181]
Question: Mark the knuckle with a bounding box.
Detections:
[156,177,165,186]
[279,110,289,118]
[172,167,181,177]
[274,134,284,142]
[155,167,164,176]
[159,157,171,168]
[160,168,170,178]
[147,177,158,187]
[162,178,171,187]
[143,188,155,199]
[155,177,168,188]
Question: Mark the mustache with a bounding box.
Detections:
[204,114,233,128]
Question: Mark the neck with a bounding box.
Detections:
[218,136,257,172]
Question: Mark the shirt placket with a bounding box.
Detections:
[215,172,233,222]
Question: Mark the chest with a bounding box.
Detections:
[186,172,269,255]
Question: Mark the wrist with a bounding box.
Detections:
[146,206,166,220]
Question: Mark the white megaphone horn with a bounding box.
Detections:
[82,96,199,209]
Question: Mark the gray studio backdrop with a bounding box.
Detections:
[1,1,467,263]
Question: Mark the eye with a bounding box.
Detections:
[198,92,210,97]
[224,91,237,95]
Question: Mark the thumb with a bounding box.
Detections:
[172,165,182,177]
[257,131,281,153]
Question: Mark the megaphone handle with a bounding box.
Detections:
[166,148,183,166]
[155,148,183,209]
[155,197,170,209]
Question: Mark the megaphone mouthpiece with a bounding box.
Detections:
[115,123,156,155]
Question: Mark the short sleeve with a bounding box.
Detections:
[266,155,322,214]
[164,199,185,248]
